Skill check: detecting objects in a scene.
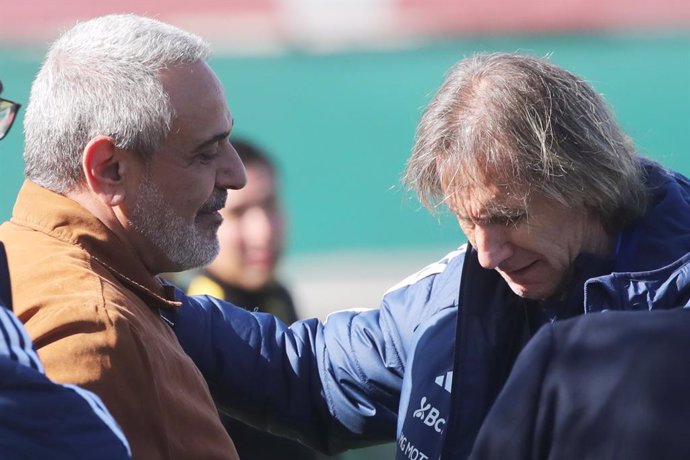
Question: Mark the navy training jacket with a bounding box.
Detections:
[173,161,690,459]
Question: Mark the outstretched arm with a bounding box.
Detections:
[172,247,466,453]
[174,293,405,453]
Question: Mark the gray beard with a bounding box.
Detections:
[129,178,221,273]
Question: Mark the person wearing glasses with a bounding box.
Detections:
[0,82,21,140]
[0,80,130,459]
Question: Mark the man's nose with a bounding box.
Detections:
[217,143,247,190]
[473,224,512,270]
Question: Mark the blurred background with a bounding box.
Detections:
[1,1,689,457]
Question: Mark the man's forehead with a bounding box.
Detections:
[157,61,233,153]
[446,181,529,215]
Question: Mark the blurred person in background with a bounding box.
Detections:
[0,15,246,459]
[186,138,314,460]
[187,138,298,325]
[171,52,690,459]
[0,80,130,460]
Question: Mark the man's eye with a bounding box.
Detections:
[198,152,218,163]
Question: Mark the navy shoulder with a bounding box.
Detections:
[384,244,467,297]
[374,246,465,343]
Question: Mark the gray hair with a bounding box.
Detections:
[403,52,648,232]
[24,14,211,193]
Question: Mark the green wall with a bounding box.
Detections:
[2,33,689,256]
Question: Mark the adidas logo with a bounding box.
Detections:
[434,371,453,393]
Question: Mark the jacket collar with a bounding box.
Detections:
[615,161,690,272]
[585,251,690,313]
[582,161,690,313]
[11,180,181,311]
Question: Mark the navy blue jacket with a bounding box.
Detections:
[0,242,131,459]
[470,306,690,460]
[173,162,690,459]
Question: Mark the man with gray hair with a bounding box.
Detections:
[169,53,690,459]
[0,14,245,459]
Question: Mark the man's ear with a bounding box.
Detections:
[82,135,128,206]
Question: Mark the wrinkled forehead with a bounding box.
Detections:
[442,153,530,195]
[440,166,531,217]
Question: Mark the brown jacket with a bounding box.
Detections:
[0,180,239,460]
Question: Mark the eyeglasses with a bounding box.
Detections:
[0,97,21,140]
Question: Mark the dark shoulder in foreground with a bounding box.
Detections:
[471,308,690,460]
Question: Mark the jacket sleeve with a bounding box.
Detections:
[173,291,410,453]
[0,307,131,460]
[468,322,554,460]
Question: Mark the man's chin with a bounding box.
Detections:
[506,280,558,301]
[163,238,219,273]
[499,263,560,300]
